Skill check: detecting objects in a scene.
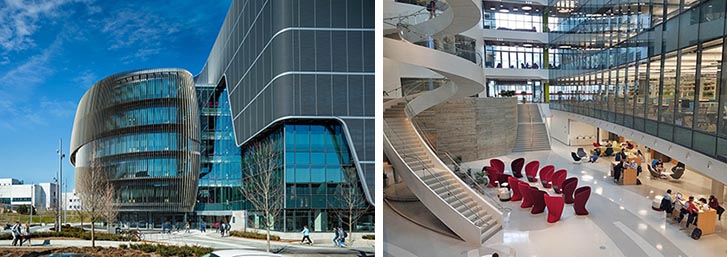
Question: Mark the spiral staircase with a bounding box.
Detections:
[383,0,503,246]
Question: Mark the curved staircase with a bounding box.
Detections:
[383,0,503,246]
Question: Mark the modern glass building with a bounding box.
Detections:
[71,0,374,232]
[548,0,727,161]
[70,69,201,229]
[193,0,375,232]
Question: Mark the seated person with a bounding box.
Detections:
[709,195,725,220]
[589,152,600,163]
[660,189,674,213]
[678,196,699,228]
[692,198,710,225]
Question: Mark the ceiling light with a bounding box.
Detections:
[535,9,540,12]
[524,12,530,15]
[523,43,533,47]
[500,8,510,13]
[522,5,533,11]
[490,7,496,10]
[560,45,572,49]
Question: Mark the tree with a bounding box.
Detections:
[99,184,118,230]
[336,167,370,246]
[76,157,116,247]
[16,205,36,215]
[239,136,284,252]
[74,208,86,232]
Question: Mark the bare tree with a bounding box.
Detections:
[239,136,284,252]
[76,158,114,247]
[73,208,85,232]
[336,167,370,246]
[99,184,117,231]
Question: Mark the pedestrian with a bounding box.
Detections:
[11,221,22,246]
[22,223,31,247]
[332,227,339,246]
[220,222,226,237]
[225,222,231,236]
[301,225,312,245]
[426,0,436,20]
[200,220,206,233]
[186,221,191,233]
[337,227,347,247]
[215,221,220,233]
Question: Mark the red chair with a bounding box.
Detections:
[562,177,578,204]
[497,174,512,188]
[539,165,555,188]
[519,182,534,208]
[544,194,565,223]
[486,166,502,187]
[530,188,547,214]
[525,160,540,182]
[511,158,525,178]
[551,169,567,193]
[490,159,505,173]
[574,186,592,215]
[592,142,601,147]
[508,176,523,201]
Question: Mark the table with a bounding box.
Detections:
[697,209,717,235]
[621,167,637,185]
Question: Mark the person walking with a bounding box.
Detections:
[185,221,191,233]
[225,222,231,236]
[200,220,206,233]
[11,222,22,246]
[426,0,437,20]
[220,222,226,237]
[22,223,31,247]
[337,227,347,247]
[332,227,339,246]
[301,225,312,245]
[214,221,220,233]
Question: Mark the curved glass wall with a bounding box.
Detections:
[70,69,200,214]
[549,0,727,162]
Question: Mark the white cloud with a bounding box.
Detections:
[0,0,92,52]
[73,70,97,89]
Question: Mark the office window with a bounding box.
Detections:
[696,39,723,133]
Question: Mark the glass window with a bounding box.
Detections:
[696,39,722,133]
[661,52,678,124]
[676,46,698,128]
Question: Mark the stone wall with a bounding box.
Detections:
[414,97,518,163]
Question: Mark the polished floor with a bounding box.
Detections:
[384,140,727,257]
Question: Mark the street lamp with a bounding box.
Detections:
[56,138,65,232]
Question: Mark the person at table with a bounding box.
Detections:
[691,198,711,226]
[709,195,725,220]
[660,189,674,213]
[589,151,600,163]
[629,160,641,176]
[615,149,627,161]
[613,160,625,183]
[636,149,644,159]
[678,196,699,228]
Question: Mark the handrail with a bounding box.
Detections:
[384,80,434,97]
[442,152,511,213]
[384,120,489,228]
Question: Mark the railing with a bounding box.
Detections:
[442,152,511,213]
[384,80,436,97]
[384,120,489,228]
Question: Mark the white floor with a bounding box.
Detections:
[384,140,727,257]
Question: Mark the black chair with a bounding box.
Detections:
[571,152,584,162]
[577,148,587,158]
[671,167,685,179]
[603,147,614,156]
[647,165,660,178]
[672,162,685,172]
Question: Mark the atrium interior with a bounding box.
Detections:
[384,0,727,256]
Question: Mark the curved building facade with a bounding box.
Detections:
[70,69,201,221]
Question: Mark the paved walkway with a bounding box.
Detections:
[0,230,375,256]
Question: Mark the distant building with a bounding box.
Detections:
[0,178,58,211]
[62,191,82,211]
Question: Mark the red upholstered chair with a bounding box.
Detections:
[518,182,534,208]
[486,166,502,187]
[544,194,565,223]
[539,165,555,188]
[530,188,547,214]
[508,176,523,201]
[551,169,567,193]
[592,142,601,147]
[511,158,525,178]
[497,174,512,188]
[525,160,540,182]
[490,159,505,173]
[562,177,578,204]
[574,186,592,215]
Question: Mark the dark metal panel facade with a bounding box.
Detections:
[70,69,200,213]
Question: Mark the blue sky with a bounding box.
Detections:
[0,0,231,190]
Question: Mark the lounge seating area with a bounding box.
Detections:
[483,158,592,224]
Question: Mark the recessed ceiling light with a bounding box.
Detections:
[523,43,533,47]
[490,7,496,10]
[522,5,533,11]
[500,8,510,13]
[513,7,519,11]
[524,12,530,15]
[535,9,540,12]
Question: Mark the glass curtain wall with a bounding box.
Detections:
[549,0,727,161]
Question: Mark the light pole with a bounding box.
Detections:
[57,138,65,232]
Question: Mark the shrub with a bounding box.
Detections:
[229,230,280,241]
[362,234,375,240]
[119,244,128,249]
[125,243,212,257]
